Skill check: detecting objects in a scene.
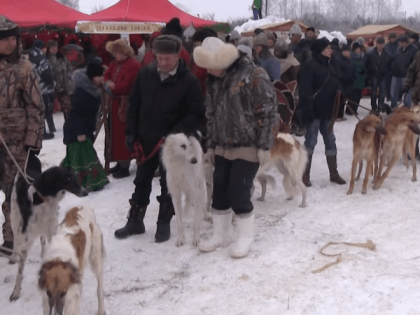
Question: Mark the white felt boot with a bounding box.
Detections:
[199,209,232,252]
[230,213,254,258]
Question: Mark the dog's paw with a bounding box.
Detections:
[286,196,294,201]
[361,189,367,195]
[299,202,308,208]
[192,239,199,247]
[347,189,353,195]
[176,237,185,247]
[10,290,20,302]
[256,197,265,202]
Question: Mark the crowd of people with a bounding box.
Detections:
[2,14,420,259]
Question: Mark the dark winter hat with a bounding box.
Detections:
[388,32,397,39]
[341,44,351,51]
[352,41,361,51]
[0,16,20,40]
[254,28,264,36]
[376,37,385,44]
[192,28,217,43]
[153,35,182,54]
[397,35,409,43]
[306,27,315,33]
[161,18,183,39]
[47,39,58,48]
[33,39,45,49]
[86,61,104,80]
[409,32,419,42]
[310,37,330,54]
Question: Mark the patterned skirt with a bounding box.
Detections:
[62,138,109,192]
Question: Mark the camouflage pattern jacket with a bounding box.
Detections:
[29,47,55,96]
[404,51,420,105]
[0,58,44,154]
[47,53,73,95]
[206,55,278,151]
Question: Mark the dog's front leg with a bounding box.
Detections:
[10,249,28,301]
[173,194,185,246]
[193,194,205,246]
[40,235,46,258]
[64,285,81,315]
[41,291,50,315]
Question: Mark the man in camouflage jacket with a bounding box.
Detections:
[0,16,44,254]
[403,51,420,106]
[194,37,278,258]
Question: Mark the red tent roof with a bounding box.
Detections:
[3,0,89,27]
[90,0,218,28]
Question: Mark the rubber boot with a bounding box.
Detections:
[230,213,254,258]
[326,155,346,185]
[302,154,313,187]
[112,167,130,179]
[109,163,121,174]
[155,197,174,243]
[199,209,232,252]
[114,200,147,239]
[45,110,56,133]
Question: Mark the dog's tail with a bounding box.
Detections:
[257,173,277,189]
[296,140,308,177]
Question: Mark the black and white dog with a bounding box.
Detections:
[9,166,88,301]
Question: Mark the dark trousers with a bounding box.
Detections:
[346,88,362,115]
[212,156,259,215]
[371,77,386,111]
[42,94,55,133]
[132,151,171,208]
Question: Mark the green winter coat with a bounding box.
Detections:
[352,53,365,90]
[403,51,420,105]
[253,0,261,9]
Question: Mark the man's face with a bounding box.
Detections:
[49,46,58,55]
[321,45,332,58]
[306,30,315,40]
[268,39,274,47]
[156,53,180,73]
[41,47,47,55]
[389,37,396,43]
[409,38,415,44]
[208,69,225,77]
[113,53,126,61]
[0,36,17,55]
[291,34,301,44]
[342,50,351,58]
[376,43,384,52]
[255,45,263,54]
[399,41,408,49]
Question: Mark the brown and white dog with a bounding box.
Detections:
[373,106,420,190]
[256,133,308,207]
[38,206,106,315]
[347,114,386,195]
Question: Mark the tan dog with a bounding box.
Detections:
[38,206,106,315]
[256,133,308,207]
[373,106,420,190]
[347,114,386,195]
[401,106,420,177]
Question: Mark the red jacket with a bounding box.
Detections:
[104,57,142,96]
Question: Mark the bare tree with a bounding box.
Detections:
[91,4,106,14]
[201,12,216,21]
[175,3,191,13]
[57,0,79,10]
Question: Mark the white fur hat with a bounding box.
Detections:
[193,37,240,70]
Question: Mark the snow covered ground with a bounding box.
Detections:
[2,98,420,315]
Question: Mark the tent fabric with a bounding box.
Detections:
[90,0,218,28]
[2,0,89,27]
[347,24,419,37]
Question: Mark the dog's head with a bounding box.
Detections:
[38,261,81,315]
[361,115,387,136]
[33,167,88,202]
[162,133,202,165]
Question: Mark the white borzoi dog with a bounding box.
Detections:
[162,133,207,246]
[38,206,106,315]
[9,167,88,301]
[256,133,308,208]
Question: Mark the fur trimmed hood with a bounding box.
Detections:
[193,37,239,71]
[106,38,134,57]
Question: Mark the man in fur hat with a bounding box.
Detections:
[0,16,44,255]
[289,23,311,65]
[193,37,278,258]
[254,32,281,81]
[114,35,205,243]
[104,38,142,179]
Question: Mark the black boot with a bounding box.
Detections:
[112,167,130,179]
[0,241,13,256]
[114,200,147,239]
[302,154,313,187]
[155,197,174,243]
[45,113,56,133]
[326,155,346,185]
[109,163,121,174]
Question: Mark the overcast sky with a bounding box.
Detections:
[78,0,418,21]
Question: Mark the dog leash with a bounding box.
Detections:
[0,132,34,185]
[132,137,165,165]
[0,245,23,263]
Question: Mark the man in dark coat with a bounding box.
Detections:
[365,37,392,111]
[390,35,418,109]
[114,35,205,243]
[298,38,346,187]
[335,44,355,120]
[384,33,398,100]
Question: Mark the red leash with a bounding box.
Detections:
[132,138,165,165]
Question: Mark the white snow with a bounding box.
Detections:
[318,30,347,44]
[2,100,420,314]
[234,16,288,35]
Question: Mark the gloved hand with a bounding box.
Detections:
[125,135,135,152]
[77,134,86,142]
[24,145,40,156]
[258,149,271,166]
[205,148,215,167]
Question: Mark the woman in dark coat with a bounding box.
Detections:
[298,38,346,187]
[62,62,109,191]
